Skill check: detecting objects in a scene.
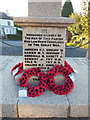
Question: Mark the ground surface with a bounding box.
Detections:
[0,40,87,57]
[1,118,90,120]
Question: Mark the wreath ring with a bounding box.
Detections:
[11,63,23,76]
[47,65,74,95]
[19,67,48,97]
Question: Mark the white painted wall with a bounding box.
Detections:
[0,19,17,36]
[1,26,17,35]
[0,19,14,26]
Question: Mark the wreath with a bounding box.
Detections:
[47,65,74,95]
[11,63,23,76]
[11,61,74,97]
[19,67,48,97]
[11,61,74,77]
[64,61,74,73]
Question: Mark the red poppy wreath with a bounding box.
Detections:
[47,64,74,95]
[19,67,48,97]
[11,61,75,97]
[11,63,23,76]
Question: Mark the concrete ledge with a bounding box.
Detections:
[18,91,69,118]
[13,16,76,27]
[0,56,89,118]
[66,58,88,117]
[2,104,17,118]
[0,56,22,118]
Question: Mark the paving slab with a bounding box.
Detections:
[0,56,22,118]
[18,90,69,118]
[66,58,88,117]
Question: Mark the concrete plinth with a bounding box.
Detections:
[18,91,69,118]
[66,58,88,117]
[0,56,89,118]
[0,56,22,118]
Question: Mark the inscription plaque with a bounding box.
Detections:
[23,27,66,71]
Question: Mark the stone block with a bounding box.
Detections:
[28,2,62,17]
[0,56,89,118]
[18,90,69,118]
[0,56,23,118]
[2,104,17,118]
[13,17,76,27]
[66,58,88,117]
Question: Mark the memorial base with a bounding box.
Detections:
[1,57,88,118]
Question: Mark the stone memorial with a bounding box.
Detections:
[11,0,76,99]
[14,0,75,72]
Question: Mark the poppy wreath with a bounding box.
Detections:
[11,63,23,76]
[11,61,74,77]
[47,65,74,95]
[11,61,74,97]
[64,61,74,73]
[19,67,48,97]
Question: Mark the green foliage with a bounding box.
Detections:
[67,0,89,49]
[62,0,73,17]
[66,42,77,46]
[67,12,89,49]
[14,23,22,28]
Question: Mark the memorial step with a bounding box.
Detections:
[0,56,89,118]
